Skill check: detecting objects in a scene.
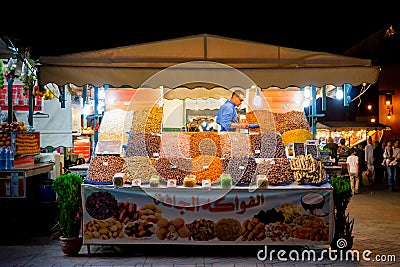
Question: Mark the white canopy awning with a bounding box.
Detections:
[38,34,380,89]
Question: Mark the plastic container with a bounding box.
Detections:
[0,146,5,170]
[4,146,10,170]
[183,175,196,187]
[8,147,14,169]
[256,175,269,189]
[220,173,232,189]
[149,175,160,187]
[113,173,124,187]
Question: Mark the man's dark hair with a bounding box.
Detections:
[232,89,245,99]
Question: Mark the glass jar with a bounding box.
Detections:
[220,173,232,189]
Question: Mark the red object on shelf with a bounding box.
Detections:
[15,155,35,166]
[0,84,42,111]
[74,139,91,161]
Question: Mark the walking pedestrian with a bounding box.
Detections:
[347,147,359,195]
[383,140,398,192]
[373,140,384,183]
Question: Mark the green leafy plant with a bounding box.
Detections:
[330,175,354,239]
[52,173,83,238]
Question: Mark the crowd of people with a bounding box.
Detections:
[326,136,399,194]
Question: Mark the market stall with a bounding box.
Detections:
[79,84,335,250]
[316,121,390,147]
[35,34,381,250]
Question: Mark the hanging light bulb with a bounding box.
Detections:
[367,104,372,111]
[336,87,343,100]
[370,117,376,123]
[387,111,392,120]
[304,86,311,99]
[385,93,392,105]
[253,86,262,108]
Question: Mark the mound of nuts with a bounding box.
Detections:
[274,110,310,133]
[241,217,266,241]
[126,133,161,157]
[156,217,190,240]
[190,132,221,158]
[87,155,125,183]
[84,218,124,240]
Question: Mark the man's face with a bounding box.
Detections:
[394,141,399,148]
[232,94,244,107]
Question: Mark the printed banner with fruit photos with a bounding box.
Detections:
[82,184,333,245]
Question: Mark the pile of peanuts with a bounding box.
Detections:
[87,155,125,183]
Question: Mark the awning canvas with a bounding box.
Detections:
[38,34,380,89]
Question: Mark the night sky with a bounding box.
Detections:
[2,4,399,59]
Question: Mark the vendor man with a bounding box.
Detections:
[216,89,249,132]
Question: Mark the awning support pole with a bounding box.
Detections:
[312,86,317,139]
[7,77,14,124]
[28,83,34,126]
[310,85,325,139]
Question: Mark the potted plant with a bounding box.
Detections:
[52,173,83,256]
[330,175,354,251]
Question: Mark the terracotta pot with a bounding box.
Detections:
[59,236,82,256]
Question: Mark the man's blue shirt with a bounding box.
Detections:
[216,100,238,131]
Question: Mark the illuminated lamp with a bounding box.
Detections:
[386,93,392,105]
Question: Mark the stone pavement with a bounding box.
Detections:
[0,183,399,267]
